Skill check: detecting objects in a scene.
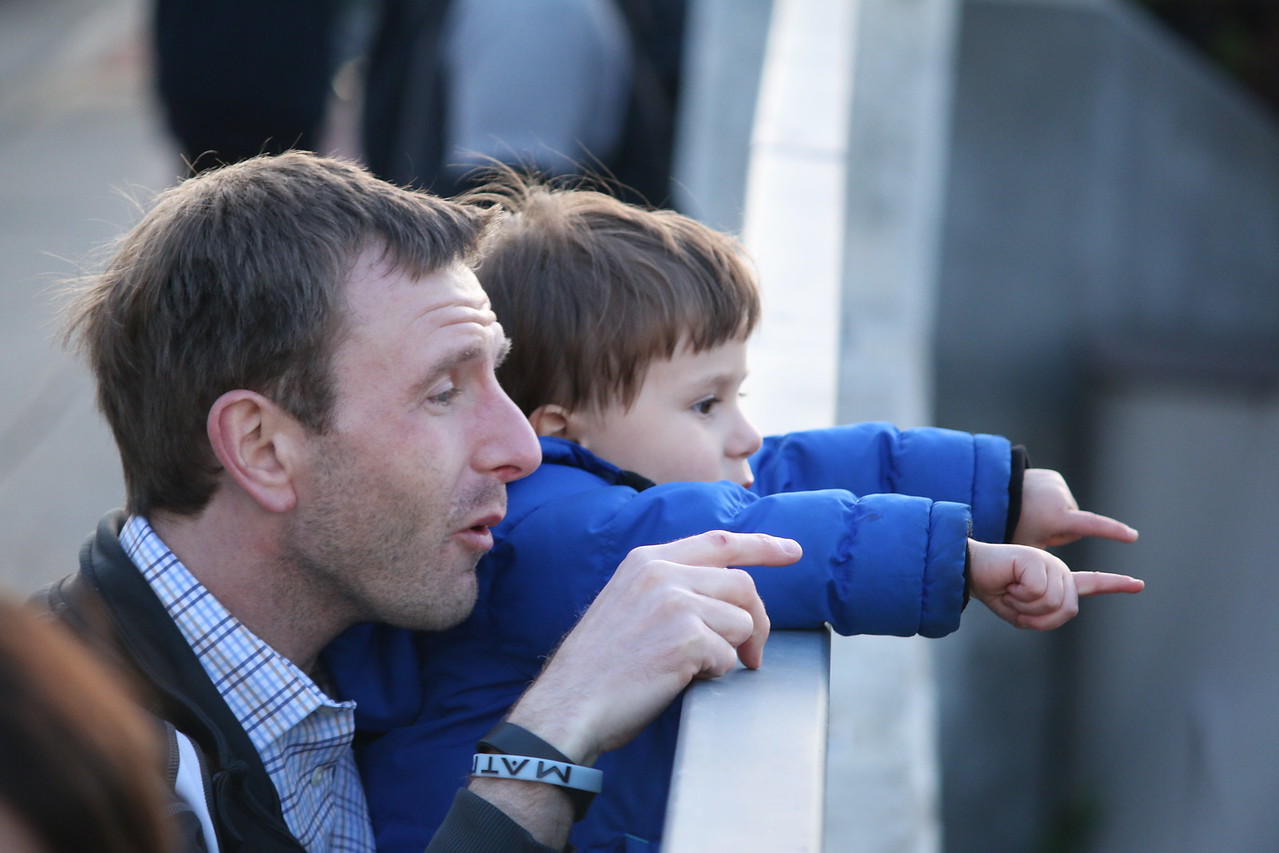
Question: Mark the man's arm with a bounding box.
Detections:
[434,530,800,850]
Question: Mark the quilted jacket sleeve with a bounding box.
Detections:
[488,479,972,643]
[749,422,1012,544]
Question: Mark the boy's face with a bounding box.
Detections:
[564,338,763,487]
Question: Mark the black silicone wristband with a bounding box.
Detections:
[477,722,597,821]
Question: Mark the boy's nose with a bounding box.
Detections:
[728,412,763,460]
[724,412,762,488]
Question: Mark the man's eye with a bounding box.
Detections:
[692,397,720,416]
[428,385,462,405]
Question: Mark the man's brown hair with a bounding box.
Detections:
[64,152,489,516]
[461,176,760,416]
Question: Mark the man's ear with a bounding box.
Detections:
[206,390,305,514]
[528,403,572,439]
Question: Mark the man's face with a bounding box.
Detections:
[566,338,763,487]
[286,255,541,631]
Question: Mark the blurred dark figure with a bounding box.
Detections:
[1138,0,1279,115]
[0,594,176,853]
[153,0,685,207]
[154,0,344,171]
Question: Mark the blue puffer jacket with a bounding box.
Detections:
[325,422,1012,853]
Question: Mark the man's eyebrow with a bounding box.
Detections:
[408,342,482,398]
[438,342,486,372]
[494,336,513,369]
[409,336,511,398]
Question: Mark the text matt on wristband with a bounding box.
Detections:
[471,754,604,793]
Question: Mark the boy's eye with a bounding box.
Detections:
[692,396,720,416]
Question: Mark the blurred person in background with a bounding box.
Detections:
[0,593,176,853]
[153,0,684,206]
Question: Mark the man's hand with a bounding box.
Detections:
[1012,468,1139,548]
[468,530,799,847]
[512,529,799,761]
[968,540,1144,630]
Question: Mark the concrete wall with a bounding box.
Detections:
[1073,374,1279,852]
[933,1,1279,850]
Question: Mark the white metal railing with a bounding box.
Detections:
[665,0,848,849]
[667,0,960,849]
[663,630,831,851]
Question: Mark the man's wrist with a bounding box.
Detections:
[504,696,600,767]
[479,721,583,765]
[476,722,601,822]
[465,776,574,849]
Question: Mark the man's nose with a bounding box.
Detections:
[478,385,542,482]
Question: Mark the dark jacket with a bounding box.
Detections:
[39,511,559,853]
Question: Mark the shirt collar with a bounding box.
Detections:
[119,514,353,755]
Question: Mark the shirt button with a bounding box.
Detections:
[310,765,330,787]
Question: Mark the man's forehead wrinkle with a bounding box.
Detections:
[401,306,497,353]
[375,278,492,338]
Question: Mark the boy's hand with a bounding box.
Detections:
[968,540,1144,630]
[1012,468,1139,548]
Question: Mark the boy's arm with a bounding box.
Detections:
[599,483,975,639]
[749,422,1013,543]
[966,540,1144,630]
[471,478,977,649]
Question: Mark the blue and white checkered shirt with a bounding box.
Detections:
[121,515,376,852]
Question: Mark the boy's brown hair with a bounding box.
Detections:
[461,176,760,415]
[63,152,490,517]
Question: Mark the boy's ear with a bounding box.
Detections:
[528,403,572,439]
[206,390,304,514]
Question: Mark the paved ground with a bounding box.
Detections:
[0,0,173,594]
